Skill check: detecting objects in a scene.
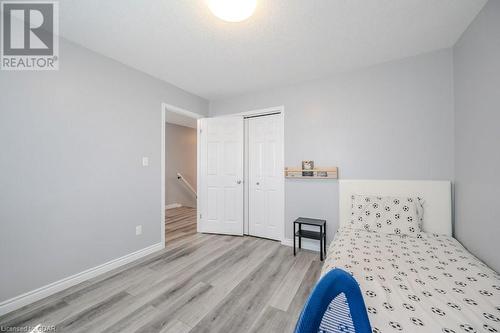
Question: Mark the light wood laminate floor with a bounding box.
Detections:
[165,206,197,245]
[0,231,322,332]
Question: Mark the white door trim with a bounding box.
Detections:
[231,105,285,118]
[162,102,203,120]
[161,106,166,246]
[197,118,201,228]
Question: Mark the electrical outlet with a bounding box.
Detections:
[135,225,142,235]
[142,157,149,167]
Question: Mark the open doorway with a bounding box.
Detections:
[162,103,200,246]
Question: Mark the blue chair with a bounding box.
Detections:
[294,268,372,333]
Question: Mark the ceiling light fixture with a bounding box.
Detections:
[206,0,257,22]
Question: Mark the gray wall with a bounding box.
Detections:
[210,49,455,243]
[0,38,208,302]
[165,123,197,208]
[453,0,500,272]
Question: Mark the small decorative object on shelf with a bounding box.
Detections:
[302,160,314,176]
[316,171,328,177]
[284,166,338,179]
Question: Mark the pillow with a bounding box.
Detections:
[350,195,423,235]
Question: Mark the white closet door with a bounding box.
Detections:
[198,117,244,235]
[248,114,284,241]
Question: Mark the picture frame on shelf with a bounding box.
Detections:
[302,160,314,176]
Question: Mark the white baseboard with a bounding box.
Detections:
[0,242,164,316]
[281,238,321,252]
[165,203,182,210]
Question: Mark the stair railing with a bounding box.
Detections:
[176,173,197,198]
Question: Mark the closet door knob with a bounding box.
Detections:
[256,182,260,185]
[237,180,242,184]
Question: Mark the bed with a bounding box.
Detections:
[305,180,500,333]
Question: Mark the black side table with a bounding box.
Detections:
[293,217,327,261]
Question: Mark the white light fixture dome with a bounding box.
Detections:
[206,0,257,22]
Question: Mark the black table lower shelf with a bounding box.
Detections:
[295,230,322,240]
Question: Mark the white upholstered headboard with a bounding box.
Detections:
[339,180,452,236]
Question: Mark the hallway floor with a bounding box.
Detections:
[165,206,197,245]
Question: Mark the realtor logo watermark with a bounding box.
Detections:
[1,1,59,70]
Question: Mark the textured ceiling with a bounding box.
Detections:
[58,0,487,99]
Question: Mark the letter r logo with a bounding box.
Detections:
[2,2,54,56]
